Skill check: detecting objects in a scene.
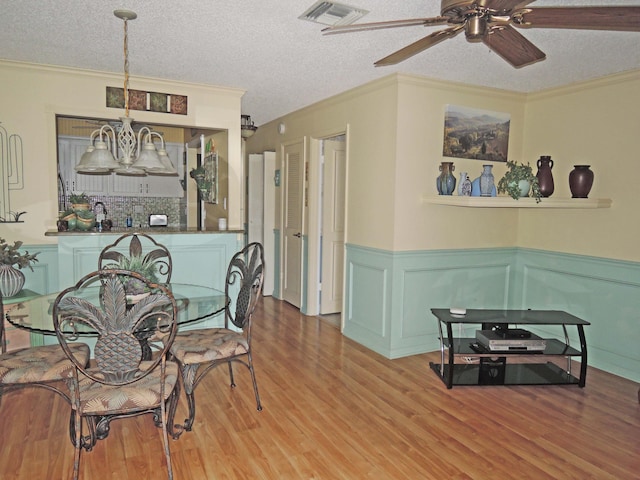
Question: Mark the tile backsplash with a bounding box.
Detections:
[65,195,187,229]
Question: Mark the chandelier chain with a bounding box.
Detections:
[123,18,130,117]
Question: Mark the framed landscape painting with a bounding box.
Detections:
[442,105,510,162]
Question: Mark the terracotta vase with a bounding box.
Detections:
[436,161,456,195]
[569,165,594,198]
[536,155,554,197]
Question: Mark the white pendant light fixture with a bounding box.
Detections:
[76,10,170,176]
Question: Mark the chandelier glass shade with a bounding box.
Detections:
[240,114,258,139]
[76,10,173,176]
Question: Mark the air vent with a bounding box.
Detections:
[299,1,369,26]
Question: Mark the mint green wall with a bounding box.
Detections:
[344,245,639,383]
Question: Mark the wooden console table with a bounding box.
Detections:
[429,309,589,389]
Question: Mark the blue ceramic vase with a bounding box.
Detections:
[436,161,456,195]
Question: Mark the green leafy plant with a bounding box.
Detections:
[497,160,541,203]
[113,255,159,295]
[189,166,206,178]
[69,192,91,204]
[0,238,39,271]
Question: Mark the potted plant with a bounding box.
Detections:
[0,238,39,297]
[112,254,159,300]
[190,166,211,197]
[75,209,96,231]
[69,192,91,211]
[59,208,77,231]
[497,160,542,203]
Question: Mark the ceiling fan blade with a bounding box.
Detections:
[322,16,449,35]
[515,7,640,32]
[480,0,534,13]
[483,25,545,68]
[375,25,464,66]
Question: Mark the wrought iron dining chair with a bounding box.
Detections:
[52,269,180,480]
[98,232,173,284]
[169,242,264,436]
[0,290,90,412]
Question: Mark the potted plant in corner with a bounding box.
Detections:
[497,160,542,203]
[0,238,39,297]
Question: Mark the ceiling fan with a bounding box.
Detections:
[322,1,640,68]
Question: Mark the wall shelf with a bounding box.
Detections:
[422,195,612,209]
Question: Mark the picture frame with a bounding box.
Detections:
[442,105,510,162]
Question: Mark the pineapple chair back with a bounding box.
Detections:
[168,242,265,437]
[0,288,90,419]
[98,233,173,288]
[52,269,179,480]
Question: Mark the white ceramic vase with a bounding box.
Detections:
[0,264,26,297]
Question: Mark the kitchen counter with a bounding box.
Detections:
[52,229,244,290]
[45,227,244,236]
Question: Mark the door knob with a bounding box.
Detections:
[293,232,301,238]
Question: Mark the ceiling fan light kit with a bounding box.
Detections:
[322,1,640,68]
[76,10,175,176]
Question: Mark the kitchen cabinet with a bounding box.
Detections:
[58,136,185,197]
[58,136,109,195]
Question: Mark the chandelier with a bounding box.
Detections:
[240,115,258,139]
[75,10,175,176]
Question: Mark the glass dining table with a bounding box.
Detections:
[5,283,228,347]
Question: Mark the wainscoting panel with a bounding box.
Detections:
[22,244,58,294]
[514,249,640,382]
[344,245,639,382]
[344,246,391,355]
[344,245,514,359]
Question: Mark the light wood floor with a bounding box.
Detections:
[1,297,639,479]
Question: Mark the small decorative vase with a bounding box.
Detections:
[479,165,494,197]
[536,155,554,197]
[569,165,594,198]
[458,172,472,196]
[0,264,26,297]
[436,161,456,195]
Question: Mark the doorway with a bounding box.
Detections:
[280,133,346,317]
[319,136,346,315]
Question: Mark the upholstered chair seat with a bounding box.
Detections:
[171,329,248,364]
[72,361,178,414]
[0,343,90,385]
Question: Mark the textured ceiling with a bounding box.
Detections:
[1,0,639,126]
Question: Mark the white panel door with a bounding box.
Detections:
[282,142,304,308]
[262,151,276,296]
[248,153,264,245]
[320,139,345,314]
